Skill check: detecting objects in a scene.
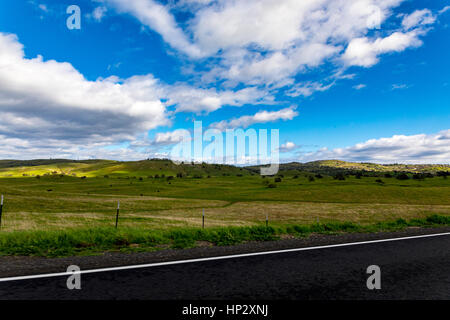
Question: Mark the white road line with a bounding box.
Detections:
[0,232,449,283]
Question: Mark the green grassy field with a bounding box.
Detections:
[0,159,449,256]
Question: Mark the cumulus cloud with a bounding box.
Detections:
[342,31,423,67]
[152,129,191,146]
[101,0,438,89]
[0,32,168,147]
[165,85,274,114]
[0,32,283,159]
[279,141,297,152]
[210,106,298,130]
[300,130,450,164]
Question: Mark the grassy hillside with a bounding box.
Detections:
[249,160,450,176]
[0,159,250,178]
[0,158,449,256]
[2,158,449,179]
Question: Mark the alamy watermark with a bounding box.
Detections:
[169,121,280,175]
[366,265,381,290]
[66,5,81,30]
[66,265,81,290]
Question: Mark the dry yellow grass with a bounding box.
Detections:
[5,201,449,231]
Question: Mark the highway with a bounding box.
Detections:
[0,233,448,300]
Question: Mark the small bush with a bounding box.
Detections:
[396,173,409,180]
[334,173,346,180]
[426,214,450,225]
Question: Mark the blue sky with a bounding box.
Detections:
[0,0,449,163]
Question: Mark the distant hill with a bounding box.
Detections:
[0,158,448,178]
[0,159,250,178]
[258,160,450,175]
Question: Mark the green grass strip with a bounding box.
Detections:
[0,214,448,257]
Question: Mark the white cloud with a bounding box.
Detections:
[100,0,437,88]
[210,106,298,130]
[152,129,190,146]
[287,81,335,97]
[439,6,450,15]
[38,4,48,12]
[0,32,283,159]
[102,0,203,58]
[391,83,409,90]
[0,32,168,147]
[353,84,367,90]
[91,6,108,21]
[300,130,450,164]
[401,9,436,30]
[166,85,274,114]
[342,31,423,67]
[279,141,297,152]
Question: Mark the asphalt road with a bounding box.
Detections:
[0,233,448,300]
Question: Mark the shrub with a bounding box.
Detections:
[426,214,450,225]
[396,173,409,180]
[334,173,346,180]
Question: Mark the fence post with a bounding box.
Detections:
[202,208,205,229]
[0,195,3,229]
[115,201,120,229]
[266,213,268,227]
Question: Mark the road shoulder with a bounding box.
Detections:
[1,226,449,278]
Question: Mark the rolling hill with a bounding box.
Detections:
[0,158,448,178]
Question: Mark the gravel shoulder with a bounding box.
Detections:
[1,226,449,278]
